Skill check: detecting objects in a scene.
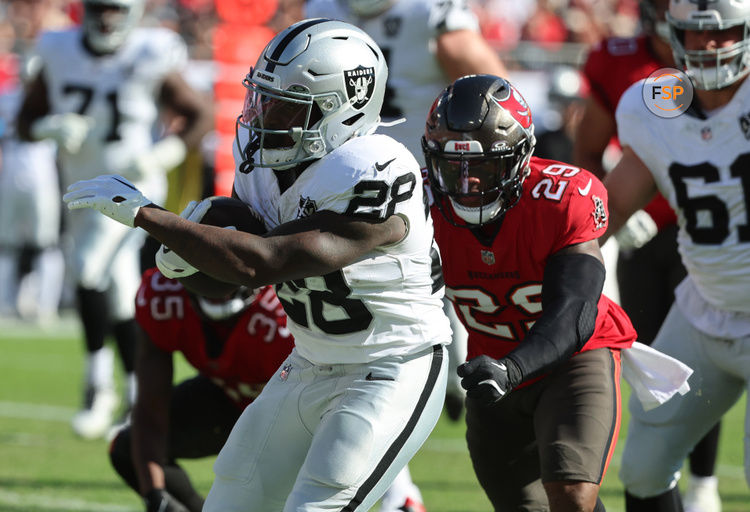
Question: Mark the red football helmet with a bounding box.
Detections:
[422,74,535,227]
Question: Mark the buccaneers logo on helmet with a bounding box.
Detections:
[493,85,532,130]
[422,74,536,227]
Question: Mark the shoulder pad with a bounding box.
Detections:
[36,29,75,59]
[615,80,649,144]
[301,135,421,218]
[429,0,480,33]
[132,28,188,71]
[317,134,416,182]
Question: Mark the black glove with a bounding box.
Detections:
[457,355,522,405]
[144,488,190,512]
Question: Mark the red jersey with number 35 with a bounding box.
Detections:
[432,157,636,363]
[135,268,295,409]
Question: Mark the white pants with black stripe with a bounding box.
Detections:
[619,304,750,497]
[204,344,448,512]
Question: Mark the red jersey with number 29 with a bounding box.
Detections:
[432,157,636,363]
[135,268,295,409]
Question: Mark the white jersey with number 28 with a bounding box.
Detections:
[233,133,450,364]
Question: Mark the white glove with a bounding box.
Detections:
[63,175,153,227]
[155,199,211,278]
[180,198,211,224]
[31,113,95,153]
[615,209,658,251]
[121,135,187,181]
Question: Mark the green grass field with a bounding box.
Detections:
[0,316,747,512]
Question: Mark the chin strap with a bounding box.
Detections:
[377,117,406,128]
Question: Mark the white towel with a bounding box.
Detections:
[621,342,693,411]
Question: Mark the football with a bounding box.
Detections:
[177,196,267,298]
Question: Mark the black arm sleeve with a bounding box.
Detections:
[505,252,605,383]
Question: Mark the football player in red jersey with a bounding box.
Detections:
[108,268,294,512]
[575,0,674,179]
[576,0,684,345]
[575,0,686,346]
[423,74,637,512]
[109,267,429,512]
[575,1,721,507]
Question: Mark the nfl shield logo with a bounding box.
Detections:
[481,250,495,265]
[279,364,292,381]
[344,66,376,110]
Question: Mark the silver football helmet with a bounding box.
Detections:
[667,0,750,90]
[423,75,536,227]
[236,18,388,170]
[82,0,144,54]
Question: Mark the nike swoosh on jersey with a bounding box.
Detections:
[375,158,396,172]
[578,179,592,196]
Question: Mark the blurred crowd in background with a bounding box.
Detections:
[0,0,643,323]
[0,0,644,65]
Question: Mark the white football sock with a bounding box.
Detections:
[33,247,65,317]
[0,249,20,314]
[87,346,115,391]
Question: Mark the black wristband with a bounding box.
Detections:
[500,356,523,389]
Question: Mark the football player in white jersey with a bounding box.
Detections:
[16,0,210,440]
[599,0,750,509]
[63,18,451,512]
[0,56,64,322]
[305,0,507,168]
[306,0,508,431]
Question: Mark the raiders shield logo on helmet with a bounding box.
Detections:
[344,66,376,110]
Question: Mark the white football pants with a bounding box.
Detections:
[620,305,750,497]
[204,344,448,512]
